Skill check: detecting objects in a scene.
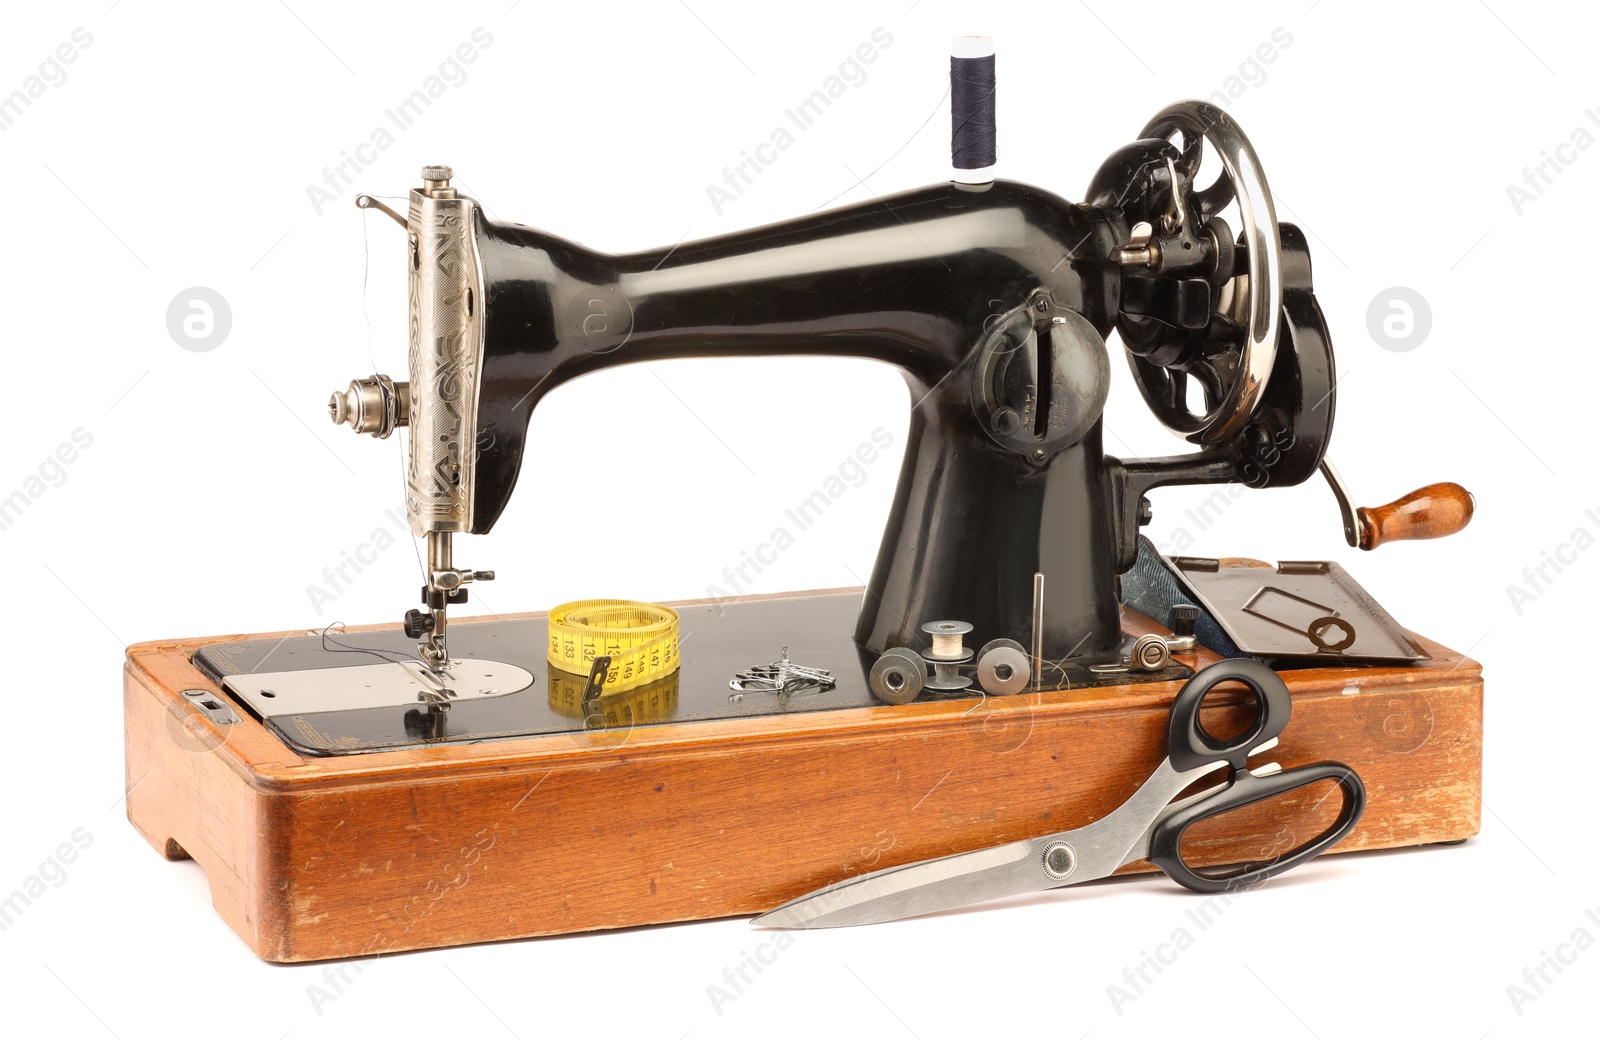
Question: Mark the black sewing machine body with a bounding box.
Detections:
[461,175,1331,667]
[319,94,1467,716]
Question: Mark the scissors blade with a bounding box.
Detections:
[754,839,1043,929]
[756,759,1220,930]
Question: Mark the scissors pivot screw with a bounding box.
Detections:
[1042,841,1076,879]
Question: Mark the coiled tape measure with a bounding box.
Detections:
[546,599,680,694]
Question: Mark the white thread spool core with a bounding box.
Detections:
[951,35,994,59]
[924,620,974,661]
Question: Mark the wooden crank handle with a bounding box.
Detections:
[1320,461,1475,550]
[1354,482,1475,550]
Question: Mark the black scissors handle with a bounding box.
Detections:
[1150,660,1367,894]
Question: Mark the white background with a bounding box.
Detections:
[1,0,1594,1036]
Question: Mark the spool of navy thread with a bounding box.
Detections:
[950,36,996,182]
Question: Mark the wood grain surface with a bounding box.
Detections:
[123,589,1482,962]
[1358,482,1475,548]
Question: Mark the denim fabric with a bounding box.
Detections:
[1119,536,1249,660]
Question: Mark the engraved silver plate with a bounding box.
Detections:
[405,186,485,537]
[221,658,534,717]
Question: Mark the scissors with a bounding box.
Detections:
[755,659,1366,929]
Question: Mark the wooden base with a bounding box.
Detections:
[123,591,1482,962]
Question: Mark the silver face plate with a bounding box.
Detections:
[404,187,485,537]
[222,658,534,718]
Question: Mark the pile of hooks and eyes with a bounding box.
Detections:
[729,647,836,700]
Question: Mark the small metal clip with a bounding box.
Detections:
[580,655,613,729]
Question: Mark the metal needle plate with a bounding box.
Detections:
[222,658,534,717]
[1163,557,1428,663]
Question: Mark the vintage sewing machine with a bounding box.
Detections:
[123,42,1482,960]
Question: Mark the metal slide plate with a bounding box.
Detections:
[1163,557,1428,663]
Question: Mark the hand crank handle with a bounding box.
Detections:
[1321,461,1474,550]
[1354,481,1475,549]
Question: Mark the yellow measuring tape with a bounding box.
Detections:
[546,599,680,694]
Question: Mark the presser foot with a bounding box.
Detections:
[418,636,450,672]
[402,531,496,675]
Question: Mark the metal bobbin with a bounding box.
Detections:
[870,648,927,705]
[921,620,974,693]
[976,638,1030,695]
